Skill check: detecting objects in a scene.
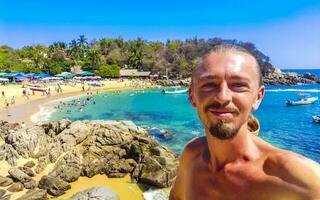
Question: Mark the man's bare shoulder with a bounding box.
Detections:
[264,149,320,198]
[180,136,207,161]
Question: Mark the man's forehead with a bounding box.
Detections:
[193,51,258,81]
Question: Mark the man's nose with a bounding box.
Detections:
[215,83,232,104]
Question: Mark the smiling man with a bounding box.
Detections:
[169,44,320,200]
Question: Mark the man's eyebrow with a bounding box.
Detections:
[229,75,251,82]
[198,74,220,81]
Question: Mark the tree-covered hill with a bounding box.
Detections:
[0,36,275,78]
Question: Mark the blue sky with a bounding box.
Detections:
[0,0,319,69]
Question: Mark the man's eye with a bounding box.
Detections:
[201,83,218,89]
[230,83,249,90]
[232,83,246,87]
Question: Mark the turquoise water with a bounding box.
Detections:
[50,83,320,163]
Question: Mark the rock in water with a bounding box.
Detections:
[68,187,119,200]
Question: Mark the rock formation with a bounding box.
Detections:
[0,120,179,199]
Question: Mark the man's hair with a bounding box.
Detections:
[192,44,263,86]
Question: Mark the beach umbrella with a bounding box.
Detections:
[80,71,94,76]
[0,72,7,77]
[26,73,37,78]
[35,73,51,78]
[55,72,74,79]
[1,72,15,77]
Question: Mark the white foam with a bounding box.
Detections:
[30,105,57,124]
[143,189,169,200]
[265,89,320,93]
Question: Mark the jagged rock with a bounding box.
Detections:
[1,120,179,197]
[16,189,47,200]
[35,155,50,174]
[48,145,62,163]
[23,161,36,168]
[0,176,13,187]
[38,175,70,196]
[139,146,178,187]
[57,121,93,151]
[18,166,35,177]
[5,126,54,159]
[0,144,20,166]
[23,179,37,189]
[0,189,6,197]
[67,187,119,200]
[7,182,24,192]
[49,149,82,182]
[8,167,32,183]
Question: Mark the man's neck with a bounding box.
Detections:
[206,125,260,171]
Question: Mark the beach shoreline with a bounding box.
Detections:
[0,80,155,126]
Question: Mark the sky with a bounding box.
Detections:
[0,0,319,69]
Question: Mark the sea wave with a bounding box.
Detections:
[143,189,169,200]
[30,105,56,124]
[265,89,320,93]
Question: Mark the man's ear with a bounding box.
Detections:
[189,86,197,108]
[252,85,265,111]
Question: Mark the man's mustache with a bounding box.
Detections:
[204,102,239,114]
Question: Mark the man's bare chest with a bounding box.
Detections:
[184,162,303,200]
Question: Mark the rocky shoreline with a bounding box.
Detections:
[154,70,320,86]
[0,120,179,199]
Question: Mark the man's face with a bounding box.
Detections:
[190,51,264,140]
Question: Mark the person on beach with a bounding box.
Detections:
[1,91,5,97]
[11,96,15,105]
[169,44,320,200]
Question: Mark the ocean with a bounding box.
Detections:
[47,69,320,163]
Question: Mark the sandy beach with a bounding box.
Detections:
[0,79,154,126]
[0,79,165,200]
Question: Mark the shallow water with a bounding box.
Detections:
[47,82,320,163]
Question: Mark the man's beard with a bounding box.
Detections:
[208,120,238,140]
[204,102,240,140]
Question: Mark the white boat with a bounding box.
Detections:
[162,88,188,94]
[286,96,318,106]
[312,115,320,123]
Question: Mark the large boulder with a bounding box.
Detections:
[67,187,119,200]
[38,175,71,196]
[8,167,32,183]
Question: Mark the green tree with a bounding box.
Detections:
[96,64,120,78]
[82,49,102,71]
[127,38,145,69]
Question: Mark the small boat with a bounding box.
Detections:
[285,96,318,106]
[312,115,320,123]
[162,88,188,94]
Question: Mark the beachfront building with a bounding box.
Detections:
[120,69,151,79]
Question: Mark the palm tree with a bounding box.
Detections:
[68,39,81,66]
[77,35,88,58]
